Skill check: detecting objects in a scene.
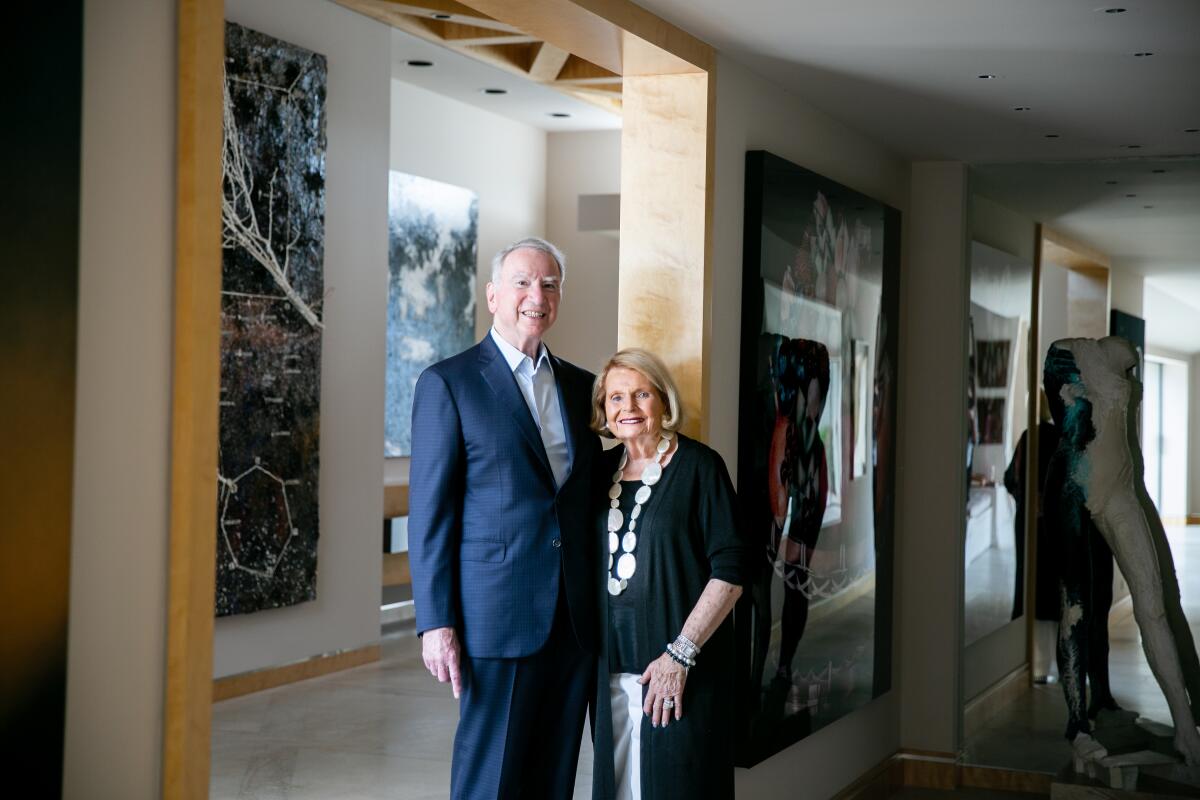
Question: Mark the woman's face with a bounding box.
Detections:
[604,367,665,443]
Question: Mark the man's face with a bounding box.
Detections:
[486,247,561,350]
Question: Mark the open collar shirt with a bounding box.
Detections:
[489,326,571,489]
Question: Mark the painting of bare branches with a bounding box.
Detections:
[385,172,478,457]
[216,22,326,617]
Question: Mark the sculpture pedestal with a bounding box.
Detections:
[1051,712,1200,798]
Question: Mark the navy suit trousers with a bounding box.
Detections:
[451,586,594,799]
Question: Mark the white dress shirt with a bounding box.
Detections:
[489,327,571,489]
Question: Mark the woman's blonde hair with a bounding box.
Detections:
[590,348,684,438]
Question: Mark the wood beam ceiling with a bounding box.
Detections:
[337,0,623,115]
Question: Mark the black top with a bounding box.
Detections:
[593,434,748,799]
[608,479,645,673]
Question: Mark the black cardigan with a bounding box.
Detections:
[592,434,748,800]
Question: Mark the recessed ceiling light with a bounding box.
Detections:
[977,74,997,80]
[405,59,434,68]
[431,12,452,19]
[1045,133,1061,138]
[1144,205,1155,209]
[481,88,508,95]
[1013,106,1032,112]
[1133,52,1154,57]
[1122,144,1143,149]
[1103,7,1127,13]
[1186,128,1200,133]
[548,112,571,118]
[1105,180,1119,185]
[1126,193,1137,198]
[1152,169,1167,174]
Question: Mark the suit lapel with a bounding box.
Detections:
[478,336,554,484]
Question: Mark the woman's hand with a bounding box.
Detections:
[639,652,688,727]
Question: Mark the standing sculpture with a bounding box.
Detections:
[1044,336,1200,765]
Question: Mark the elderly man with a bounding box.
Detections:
[409,237,602,798]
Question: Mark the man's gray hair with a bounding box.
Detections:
[490,237,567,284]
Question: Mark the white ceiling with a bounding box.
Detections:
[633,0,1200,348]
[389,28,621,133]
[633,0,1200,162]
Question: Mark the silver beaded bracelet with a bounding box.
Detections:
[665,642,696,668]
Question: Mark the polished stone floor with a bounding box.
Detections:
[210,622,593,799]
[211,526,1200,797]
[963,525,1200,774]
[964,544,1018,647]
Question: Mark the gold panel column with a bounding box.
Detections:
[617,70,713,439]
[163,1,224,798]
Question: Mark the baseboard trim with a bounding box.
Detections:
[834,750,1052,797]
[1187,514,1200,526]
[961,764,1053,794]
[895,750,958,790]
[213,643,382,702]
[964,663,1032,736]
[831,751,901,800]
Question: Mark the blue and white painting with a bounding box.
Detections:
[386,172,478,456]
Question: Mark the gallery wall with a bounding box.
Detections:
[385,79,546,483]
[963,194,1036,701]
[63,0,175,794]
[1192,354,1200,518]
[213,0,390,679]
[545,130,622,375]
[708,54,914,797]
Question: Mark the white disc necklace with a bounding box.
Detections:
[607,432,673,596]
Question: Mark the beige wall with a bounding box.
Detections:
[64,0,175,795]
[544,130,622,374]
[385,79,548,484]
[709,54,914,796]
[1110,266,1145,318]
[1192,354,1200,517]
[389,80,548,344]
[212,0,391,679]
[898,162,971,754]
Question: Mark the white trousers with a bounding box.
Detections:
[610,672,643,800]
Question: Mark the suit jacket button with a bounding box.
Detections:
[551,538,561,548]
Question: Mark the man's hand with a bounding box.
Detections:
[421,626,463,699]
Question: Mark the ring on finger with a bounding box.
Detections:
[662,698,675,709]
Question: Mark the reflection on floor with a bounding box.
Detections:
[964,544,1017,646]
[964,525,1200,774]
[210,622,593,800]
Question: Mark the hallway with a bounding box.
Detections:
[211,526,1200,797]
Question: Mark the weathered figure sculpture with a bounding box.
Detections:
[1044,336,1200,764]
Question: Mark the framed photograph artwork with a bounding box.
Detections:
[734,151,901,765]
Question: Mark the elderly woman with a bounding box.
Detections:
[591,348,747,800]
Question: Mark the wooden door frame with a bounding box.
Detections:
[167,1,713,797]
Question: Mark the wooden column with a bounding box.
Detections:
[617,70,713,439]
[163,1,223,798]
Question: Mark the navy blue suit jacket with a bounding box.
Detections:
[408,335,602,659]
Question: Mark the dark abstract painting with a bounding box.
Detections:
[216,22,326,617]
[976,339,1011,388]
[735,151,900,765]
[385,172,478,457]
[978,397,1006,445]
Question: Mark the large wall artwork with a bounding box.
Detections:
[736,151,900,764]
[385,172,478,457]
[216,22,327,616]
